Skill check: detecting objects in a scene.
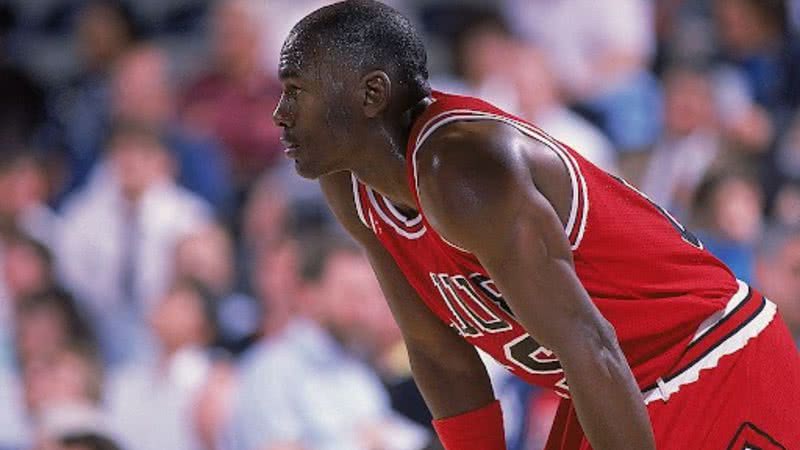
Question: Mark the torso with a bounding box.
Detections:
[349,92,765,399]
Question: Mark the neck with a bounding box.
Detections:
[350,96,433,210]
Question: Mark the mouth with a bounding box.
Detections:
[281,138,300,158]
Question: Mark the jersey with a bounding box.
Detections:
[351,92,777,401]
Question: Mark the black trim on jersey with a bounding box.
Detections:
[686,288,753,350]
[642,296,766,393]
[726,422,786,450]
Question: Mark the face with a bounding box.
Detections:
[108,135,172,200]
[664,70,716,135]
[273,36,361,179]
[150,286,211,350]
[757,236,800,330]
[711,178,763,243]
[3,242,51,299]
[313,251,399,351]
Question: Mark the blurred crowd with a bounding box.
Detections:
[0,0,798,449]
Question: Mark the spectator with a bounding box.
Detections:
[511,45,618,173]
[772,180,800,226]
[15,289,94,367]
[713,0,800,124]
[106,277,218,450]
[51,0,138,198]
[640,65,724,217]
[226,236,427,450]
[503,0,662,154]
[56,121,211,365]
[755,226,800,346]
[0,150,60,247]
[110,44,232,215]
[23,343,108,450]
[1,231,57,368]
[174,223,260,355]
[181,0,283,194]
[452,19,617,173]
[690,169,764,283]
[298,232,433,431]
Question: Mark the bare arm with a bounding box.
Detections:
[416,123,655,450]
[319,171,495,419]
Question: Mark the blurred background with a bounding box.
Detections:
[0,0,798,449]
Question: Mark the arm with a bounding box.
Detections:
[319,171,496,420]
[416,123,655,450]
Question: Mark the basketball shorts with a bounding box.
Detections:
[543,309,800,449]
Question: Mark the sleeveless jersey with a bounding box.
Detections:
[351,92,777,402]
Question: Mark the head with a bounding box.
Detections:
[0,150,49,224]
[662,65,718,136]
[714,0,788,56]
[22,342,103,415]
[252,237,301,323]
[174,223,235,296]
[273,0,431,179]
[76,0,138,72]
[772,181,800,226]
[2,230,54,300]
[756,226,800,334]
[149,277,218,354]
[691,168,764,243]
[111,45,174,126]
[15,289,94,366]
[211,0,264,78]
[453,12,514,87]
[299,233,398,352]
[105,120,174,201]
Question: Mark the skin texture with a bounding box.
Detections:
[273,14,656,449]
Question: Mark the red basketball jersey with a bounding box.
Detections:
[351,92,777,401]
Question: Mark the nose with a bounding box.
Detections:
[273,95,292,128]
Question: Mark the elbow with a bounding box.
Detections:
[555,318,627,376]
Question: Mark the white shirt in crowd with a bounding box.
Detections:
[226,318,428,450]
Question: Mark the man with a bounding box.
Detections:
[273,1,800,449]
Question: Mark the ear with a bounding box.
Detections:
[361,70,391,118]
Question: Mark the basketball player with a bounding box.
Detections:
[273,1,800,449]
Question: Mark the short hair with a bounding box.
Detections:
[60,432,123,450]
[298,232,363,283]
[16,288,96,350]
[167,276,220,344]
[284,0,431,104]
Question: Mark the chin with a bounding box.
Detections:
[293,159,323,180]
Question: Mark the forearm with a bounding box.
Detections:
[406,342,495,419]
[559,326,655,450]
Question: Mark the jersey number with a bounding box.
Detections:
[430,273,565,377]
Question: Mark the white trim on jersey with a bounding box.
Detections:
[641,284,777,405]
[351,173,373,231]
[411,110,589,250]
[366,186,427,239]
[381,196,423,227]
[690,280,749,344]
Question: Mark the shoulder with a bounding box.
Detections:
[414,119,573,250]
[415,119,557,217]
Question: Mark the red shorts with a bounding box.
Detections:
[544,313,800,449]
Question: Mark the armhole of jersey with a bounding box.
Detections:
[350,172,373,231]
[411,110,589,251]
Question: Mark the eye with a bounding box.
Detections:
[283,85,301,98]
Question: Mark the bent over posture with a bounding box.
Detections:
[273,1,800,449]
